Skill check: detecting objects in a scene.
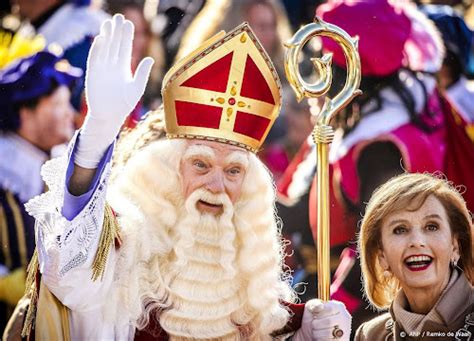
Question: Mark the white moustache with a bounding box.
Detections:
[185,188,234,217]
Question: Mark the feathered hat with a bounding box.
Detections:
[0,30,82,131]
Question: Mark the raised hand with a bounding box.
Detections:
[85,14,153,120]
[75,14,154,169]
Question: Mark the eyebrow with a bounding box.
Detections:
[388,214,442,227]
[424,214,442,220]
[388,219,408,227]
[225,151,249,168]
[183,145,216,161]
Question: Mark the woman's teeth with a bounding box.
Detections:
[405,255,432,269]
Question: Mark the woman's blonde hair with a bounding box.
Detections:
[358,173,473,310]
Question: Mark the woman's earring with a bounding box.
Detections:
[383,270,391,278]
[451,258,458,268]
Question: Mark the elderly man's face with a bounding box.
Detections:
[180,140,249,215]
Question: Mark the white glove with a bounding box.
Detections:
[293,299,351,341]
[75,14,154,168]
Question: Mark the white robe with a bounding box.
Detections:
[25,142,133,340]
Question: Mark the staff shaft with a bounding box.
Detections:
[316,141,330,301]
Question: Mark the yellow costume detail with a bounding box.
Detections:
[0,30,45,69]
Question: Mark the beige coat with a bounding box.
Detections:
[355,273,473,341]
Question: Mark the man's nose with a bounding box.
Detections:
[206,169,225,194]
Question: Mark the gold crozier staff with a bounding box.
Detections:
[284,17,362,300]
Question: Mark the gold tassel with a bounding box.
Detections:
[21,249,39,338]
[91,204,120,281]
[24,249,38,293]
[21,286,38,338]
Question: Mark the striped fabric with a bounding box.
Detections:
[0,188,36,330]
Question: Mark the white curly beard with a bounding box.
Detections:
[158,188,250,340]
[107,139,293,340]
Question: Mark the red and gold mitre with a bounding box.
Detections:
[162,23,281,152]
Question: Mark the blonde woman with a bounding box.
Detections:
[356,173,473,340]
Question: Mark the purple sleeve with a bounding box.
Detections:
[61,135,115,221]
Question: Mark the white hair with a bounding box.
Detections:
[106,138,295,340]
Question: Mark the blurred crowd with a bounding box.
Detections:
[0,0,473,336]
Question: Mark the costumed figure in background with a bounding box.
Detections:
[10,15,352,340]
[14,0,109,111]
[356,173,473,340]
[152,0,207,70]
[420,5,474,124]
[278,0,474,331]
[0,31,80,331]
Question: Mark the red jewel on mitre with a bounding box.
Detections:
[162,23,281,152]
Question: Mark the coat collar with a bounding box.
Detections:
[388,272,473,336]
[435,271,473,325]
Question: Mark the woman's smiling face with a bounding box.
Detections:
[378,195,460,292]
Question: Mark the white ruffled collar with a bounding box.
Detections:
[0,133,48,202]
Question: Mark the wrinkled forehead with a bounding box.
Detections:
[183,139,249,166]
